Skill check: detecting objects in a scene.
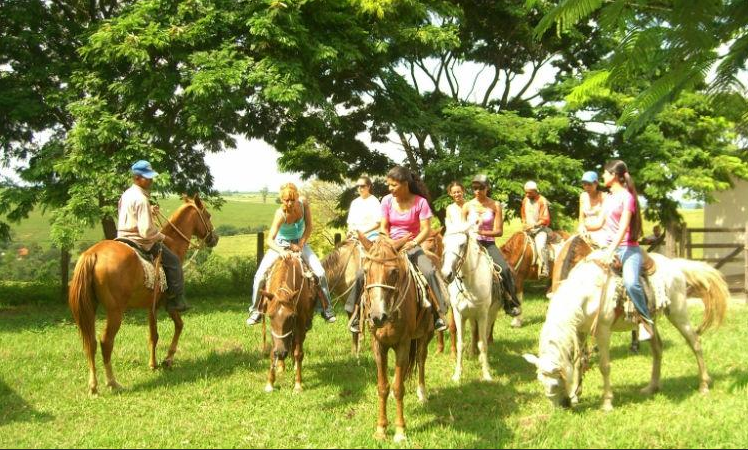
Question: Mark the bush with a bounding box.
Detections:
[185,253,256,297]
[215,224,240,237]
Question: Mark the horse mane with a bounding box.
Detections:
[500,232,524,255]
[322,240,354,274]
[558,235,590,283]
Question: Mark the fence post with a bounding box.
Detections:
[680,226,688,258]
[744,222,747,302]
[256,231,264,266]
[334,233,342,246]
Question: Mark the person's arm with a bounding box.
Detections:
[538,197,551,227]
[298,197,312,248]
[379,196,390,238]
[135,198,165,242]
[578,193,586,232]
[604,194,634,262]
[266,209,288,255]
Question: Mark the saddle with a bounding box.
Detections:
[114,238,168,292]
[609,249,657,277]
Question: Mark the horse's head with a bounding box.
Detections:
[523,352,582,408]
[262,256,307,360]
[440,223,471,283]
[172,195,219,248]
[421,227,444,257]
[359,234,409,328]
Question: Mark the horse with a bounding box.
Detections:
[259,254,317,393]
[440,223,500,382]
[324,228,445,355]
[500,230,569,328]
[524,252,729,411]
[68,196,219,395]
[359,234,435,443]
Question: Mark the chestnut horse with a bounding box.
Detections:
[260,255,317,393]
[359,234,435,443]
[68,196,218,395]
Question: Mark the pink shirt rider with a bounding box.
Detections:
[381,194,432,240]
[602,189,639,247]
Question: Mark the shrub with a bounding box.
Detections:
[185,253,256,297]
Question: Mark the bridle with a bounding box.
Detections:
[156,202,217,268]
[362,246,412,320]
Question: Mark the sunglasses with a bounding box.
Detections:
[355,184,368,188]
[472,185,486,191]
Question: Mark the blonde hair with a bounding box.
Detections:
[279,183,299,201]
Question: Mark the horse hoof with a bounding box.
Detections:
[374,427,386,440]
[640,385,659,396]
[162,359,174,369]
[264,383,274,393]
[393,429,407,443]
[106,381,123,391]
[699,385,710,395]
[294,383,303,393]
[510,317,522,328]
[417,387,427,403]
[451,374,461,383]
[601,401,614,412]
[88,387,99,397]
[482,374,493,382]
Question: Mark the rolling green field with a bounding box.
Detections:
[0,282,745,448]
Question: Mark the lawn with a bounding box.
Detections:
[0,282,746,448]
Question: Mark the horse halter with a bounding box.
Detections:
[362,247,411,317]
[157,202,216,251]
[269,262,306,340]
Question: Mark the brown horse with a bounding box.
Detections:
[68,196,218,395]
[260,255,317,393]
[359,234,435,443]
[549,234,592,296]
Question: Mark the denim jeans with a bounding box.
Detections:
[616,245,652,323]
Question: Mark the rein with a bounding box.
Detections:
[155,203,215,269]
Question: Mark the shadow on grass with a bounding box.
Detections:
[0,379,54,425]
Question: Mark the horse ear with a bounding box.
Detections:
[357,231,373,251]
[523,353,540,368]
[393,235,410,251]
[193,195,203,209]
[180,193,190,203]
[260,290,274,301]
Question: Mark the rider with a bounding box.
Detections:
[578,171,608,248]
[246,183,337,325]
[343,175,381,321]
[445,181,466,228]
[520,180,552,278]
[463,175,522,317]
[348,166,449,334]
[117,160,187,312]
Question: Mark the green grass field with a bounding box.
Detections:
[0,282,746,448]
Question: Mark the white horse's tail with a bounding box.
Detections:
[670,258,730,334]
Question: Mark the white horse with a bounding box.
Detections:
[524,252,728,411]
[441,223,501,382]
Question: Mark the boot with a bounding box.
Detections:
[433,310,448,332]
[166,293,190,312]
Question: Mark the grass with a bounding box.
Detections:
[1,281,746,448]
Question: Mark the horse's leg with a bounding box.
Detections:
[294,336,305,393]
[373,340,389,440]
[101,308,124,390]
[596,329,614,411]
[449,312,457,356]
[510,278,524,329]
[667,300,711,394]
[477,312,492,382]
[641,324,662,395]
[147,308,159,370]
[469,318,479,356]
[392,341,409,443]
[436,330,445,354]
[162,309,184,368]
[451,311,465,382]
[265,355,277,393]
[416,335,430,403]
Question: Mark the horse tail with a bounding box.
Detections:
[69,252,98,358]
[403,339,419,382]
[671,258,729,334]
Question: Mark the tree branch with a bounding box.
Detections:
[481,66,501,107]
[500,69,512,109]
[465,64,487,101]
[398,131,419,168]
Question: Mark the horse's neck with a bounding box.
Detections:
[324,243,356,285]
[162,210,192,260]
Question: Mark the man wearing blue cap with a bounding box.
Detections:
[117,160,188,312]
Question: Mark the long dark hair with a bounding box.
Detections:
[387,166,431,201]
[604,159,643,240]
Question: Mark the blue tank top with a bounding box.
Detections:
[277,200,305,242]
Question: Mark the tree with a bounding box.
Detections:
[534,0,748,137]
[260,186,269,204]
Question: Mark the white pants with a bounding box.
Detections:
[534,230,548,267]
[249,244,328,312]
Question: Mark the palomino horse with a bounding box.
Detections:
[359,234,435,443]
[259,255,317,393]
[524,253,729,410]
[440,223,500,382]
[68,196,218,394]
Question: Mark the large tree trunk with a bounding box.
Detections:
[101,216,117,240]
[664,221,680,257]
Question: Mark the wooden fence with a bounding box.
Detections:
[682,223,748,294]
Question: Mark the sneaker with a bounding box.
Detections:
[434,317,448,332]
[246,311,263,326]
[321,309,337,323]
[638,323,652,342]
[349,316,360,333]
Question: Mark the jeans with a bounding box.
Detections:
[478,240,521,310]
[616,245,652,323]
[249,242,332,313]
[149,243,183,299]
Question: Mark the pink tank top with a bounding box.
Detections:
[476,208,495,243]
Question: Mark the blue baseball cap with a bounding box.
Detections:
[581,171,598,183]
[131,160,158,179]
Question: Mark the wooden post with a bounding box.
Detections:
[665,222,677,257]
[256,231,264,266]
[686,229,693,260]
[334,233,342,246]
[744,222,747,302]
[680,226,688,258]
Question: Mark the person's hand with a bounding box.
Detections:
[151,205,161,217]
[289,243,302,252]
[404,240,417,251]
[279,249,292,259]
[603,248,616,266]
[523,223,532,231]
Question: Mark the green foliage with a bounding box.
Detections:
[185,253,256,297]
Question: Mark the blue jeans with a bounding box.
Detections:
[616,245,652,323]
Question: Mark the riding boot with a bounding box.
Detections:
[433,308,448,332]
[166,292,190,312]
[539,248,550,278]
